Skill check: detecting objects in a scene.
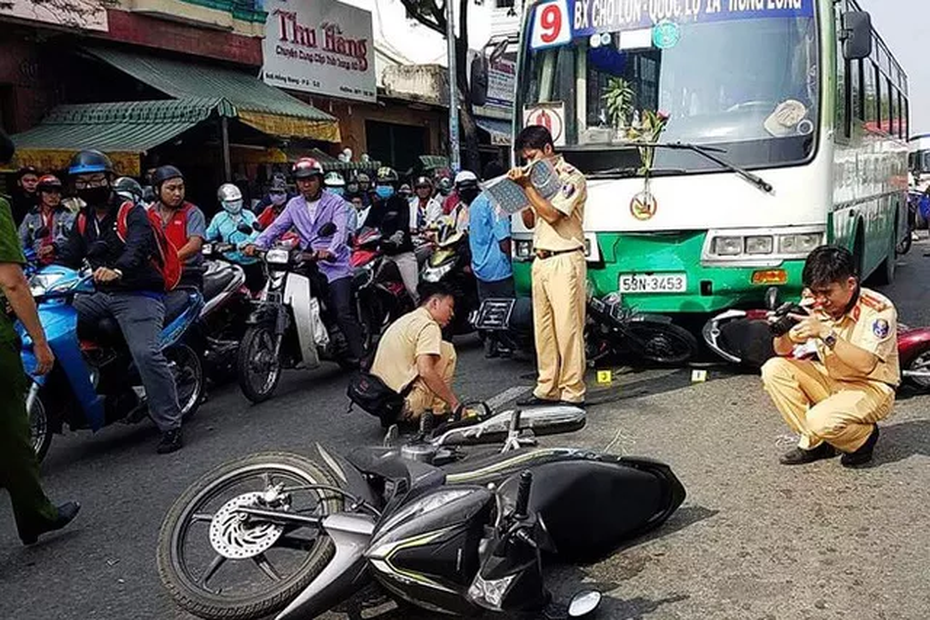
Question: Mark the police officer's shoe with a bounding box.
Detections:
[841,425,880,468]
[20,501,81,545]
[157,429,183,454]
[516,395,559,408]
[779,442,837,465]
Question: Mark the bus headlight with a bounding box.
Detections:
[779,233,822,254]
[745,236,774,255]
[712,237,743,256]
[514,240,534,260]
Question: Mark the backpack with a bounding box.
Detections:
[346,371,408,423]
[77,202,182,291]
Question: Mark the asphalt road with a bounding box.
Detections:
[3,244,930,620]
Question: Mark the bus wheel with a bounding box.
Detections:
[870,228,897,286]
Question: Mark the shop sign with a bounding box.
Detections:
[262,0,376,103]
[485,58,516,110]
[1,0,108,32]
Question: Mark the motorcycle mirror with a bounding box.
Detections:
[764,286,781,311]
[237,222,254,235]
[568,590,602,617]
[318,222,337,237]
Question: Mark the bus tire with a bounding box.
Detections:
[870,225,897,286]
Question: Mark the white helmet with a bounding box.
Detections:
[453,170,479,188]
[217,183,244,214]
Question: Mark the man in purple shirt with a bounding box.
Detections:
[245,158,363,364]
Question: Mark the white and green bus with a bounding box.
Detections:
[511,0,909,315]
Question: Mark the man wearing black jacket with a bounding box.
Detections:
[58,150,184,454]
[370,167,420,303]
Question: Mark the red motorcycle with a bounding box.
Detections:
[702,291,930,389]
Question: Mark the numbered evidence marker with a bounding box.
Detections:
[530,0,571,50]
[597,370,613,385]
[691,369,708,384]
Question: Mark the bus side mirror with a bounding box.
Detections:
[842,11,873,60]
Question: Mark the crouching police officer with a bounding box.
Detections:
[762,245,898,468]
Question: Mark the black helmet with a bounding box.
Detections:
[376,167,399,185]
[152,165,184,188]
[113,177,144,204]
[68,150,113,176]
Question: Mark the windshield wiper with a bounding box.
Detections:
[587,166,688,180]
[619,141,774,194]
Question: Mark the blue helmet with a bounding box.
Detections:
[68,150,113,176]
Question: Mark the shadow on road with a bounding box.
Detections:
[859,418,930,468]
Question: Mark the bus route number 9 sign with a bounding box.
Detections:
[530,0,571,50]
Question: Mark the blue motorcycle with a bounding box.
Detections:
[18,265,205,461]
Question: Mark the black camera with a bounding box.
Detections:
[768,302,809,337]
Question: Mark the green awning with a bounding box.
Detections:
[419,155,449,170]
[9,98,231,175]
[86,47,341,142]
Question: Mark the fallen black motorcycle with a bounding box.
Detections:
[472,293,698,366]
[157,406,685,619]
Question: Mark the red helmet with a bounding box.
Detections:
[37,175,63,190]
[292,157,325,180]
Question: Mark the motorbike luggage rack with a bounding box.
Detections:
[471,298,516,331]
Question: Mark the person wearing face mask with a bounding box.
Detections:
[58,150,185,454]
[150,166,206,290]
[244,158,364,365]
[257,175,293,230]
[409,176,442,231]
[205,183,263,293]
[451,171,481,233]
[18,175,75,265]
[509,125,588,409]
[368,167,420,304]
[324,171,346,197]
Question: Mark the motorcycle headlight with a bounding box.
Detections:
[265,248,290,265]
[374,489,474,546]
[468,574,516,611]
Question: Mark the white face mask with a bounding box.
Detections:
[223,200,243,214]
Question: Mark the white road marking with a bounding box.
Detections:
[485,385,533,410]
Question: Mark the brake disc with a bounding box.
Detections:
[209,492,285,559]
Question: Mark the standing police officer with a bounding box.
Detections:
[509,125,588,407]
[0,129,80,544]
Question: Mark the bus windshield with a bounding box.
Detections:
[520,14,820,175]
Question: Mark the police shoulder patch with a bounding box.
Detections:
[872,318,890,339]
[860,293,888,312]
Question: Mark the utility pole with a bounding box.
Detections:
[446,0,460,172]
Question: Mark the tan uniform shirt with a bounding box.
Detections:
[813,287,900,387]
[533,155,586,252]
[370,307,443,393]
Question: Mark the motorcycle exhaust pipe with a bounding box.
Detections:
[903,369,930,379]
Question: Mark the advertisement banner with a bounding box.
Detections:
[1,0,108,31]
[262,0,376,103]
[486,58,516,110]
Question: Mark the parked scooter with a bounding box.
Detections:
[702,287,930,388]
[21,264,204,461]
[472,293,698,366]
[237,223,365,403]
[157,406,685,620]
[422,217,478,336]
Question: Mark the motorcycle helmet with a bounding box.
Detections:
[399,183,412,198]
[152,165,184,190]
[293,157,325,180]
[454,170,481,204]
[36,175,63,191]
[375,167,399,186]
[68,150,113,176]
[414,176,433,191]
[217,183,244,214]
[324,171,345,188]
[356,171,372,189]
[113,176,144,204]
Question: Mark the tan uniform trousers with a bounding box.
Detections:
[531,250,587,403]
[404,341,457,418]
[761,357,894,453]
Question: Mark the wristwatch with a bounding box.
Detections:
[822,330,838,349]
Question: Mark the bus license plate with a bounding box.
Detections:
[619,273,687,294]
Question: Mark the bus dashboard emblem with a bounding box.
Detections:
[630,191,658,221]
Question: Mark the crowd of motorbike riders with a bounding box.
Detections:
[8,149,505,458]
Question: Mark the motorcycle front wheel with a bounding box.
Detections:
[28,389,52,462]
[627,322,699,366]
[237,326,282,404]
[169,344,204,421]
[905,347,930,390]
[156,451,342,620]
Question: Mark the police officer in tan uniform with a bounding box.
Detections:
[762,245,898,468]
[509,125,588,406]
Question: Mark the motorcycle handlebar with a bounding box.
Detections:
[514,470,532,520]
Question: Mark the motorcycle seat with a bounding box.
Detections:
[203,266,239,302]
